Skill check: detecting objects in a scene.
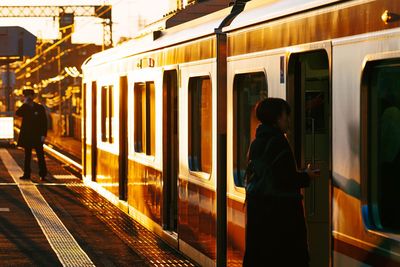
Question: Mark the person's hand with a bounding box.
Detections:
[41,136,46,143]
[306,163,320,180]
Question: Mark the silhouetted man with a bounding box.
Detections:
[16,89,47,180]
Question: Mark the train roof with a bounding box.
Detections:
[225,0,345,32]
[82,6,230,69]
[82,0,346,69]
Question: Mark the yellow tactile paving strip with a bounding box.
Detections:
[0,149,95,267]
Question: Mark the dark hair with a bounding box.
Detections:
[255,98,291,126]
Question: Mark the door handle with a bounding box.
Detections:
[307,117,316,166]
[306,117,316,217]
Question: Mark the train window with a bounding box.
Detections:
[233,72,268,187]
[100,85,114,143]
[364,59,400,232]
[305,90,327,134]
[148,82,156,156]
[188,76,212,174]
[134,82,155,156]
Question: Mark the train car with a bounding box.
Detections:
[81,0,400,266]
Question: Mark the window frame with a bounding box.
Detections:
[100,85,114,144]
[133,81,156,157]
[361,55,400,236]
[187,75,213,178]
[232,71,268,188]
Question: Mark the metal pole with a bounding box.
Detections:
[6,62,11,113]
[216,30,227,267]
[58,46,62,135]
[214,2,248,265]
[37,45,41,103]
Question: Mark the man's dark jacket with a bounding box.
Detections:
[16,103,47,148]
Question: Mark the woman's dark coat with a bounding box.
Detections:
[243,124,310,267]
[16,103,47,148]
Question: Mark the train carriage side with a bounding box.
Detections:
[81,7,234,265]
[82,55,218,266]
[332,26,400,267]
[81,0,400,266]
[224,0,400,266]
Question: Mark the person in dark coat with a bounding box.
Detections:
[16,89,47,180]
[243,98,319,267]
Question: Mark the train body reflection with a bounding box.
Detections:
[82,0,400,266]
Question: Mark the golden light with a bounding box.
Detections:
[381,10,394,24]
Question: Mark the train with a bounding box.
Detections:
[81,0,400,266]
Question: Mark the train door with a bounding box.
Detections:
[287,49,331,267]
[91,81,97,181]
[162,69,178,232]
[119,76,128,200]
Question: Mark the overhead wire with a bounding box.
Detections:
[14,4,113,74]
[16,43,91,80]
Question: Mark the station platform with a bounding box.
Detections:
[45,130,82,162]
[0,146,198,267]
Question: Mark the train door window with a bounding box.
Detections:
[233,72,268,187]
[134,81,155,156]
[101,85,114,143]
[363,59,400,232]
[147,82,156,156]
[188,76,212,174]
[305,90,327,134]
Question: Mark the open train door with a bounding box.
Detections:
[162,69,179,233]
[287,46,332,267]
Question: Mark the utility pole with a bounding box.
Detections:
[5,63,11,113]
[58,46,62,136]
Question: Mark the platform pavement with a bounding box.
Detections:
[0,147,198,267]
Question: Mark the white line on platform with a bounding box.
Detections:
[0,149,95,267]
[0,208,10,212]
[52,174,77,180]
